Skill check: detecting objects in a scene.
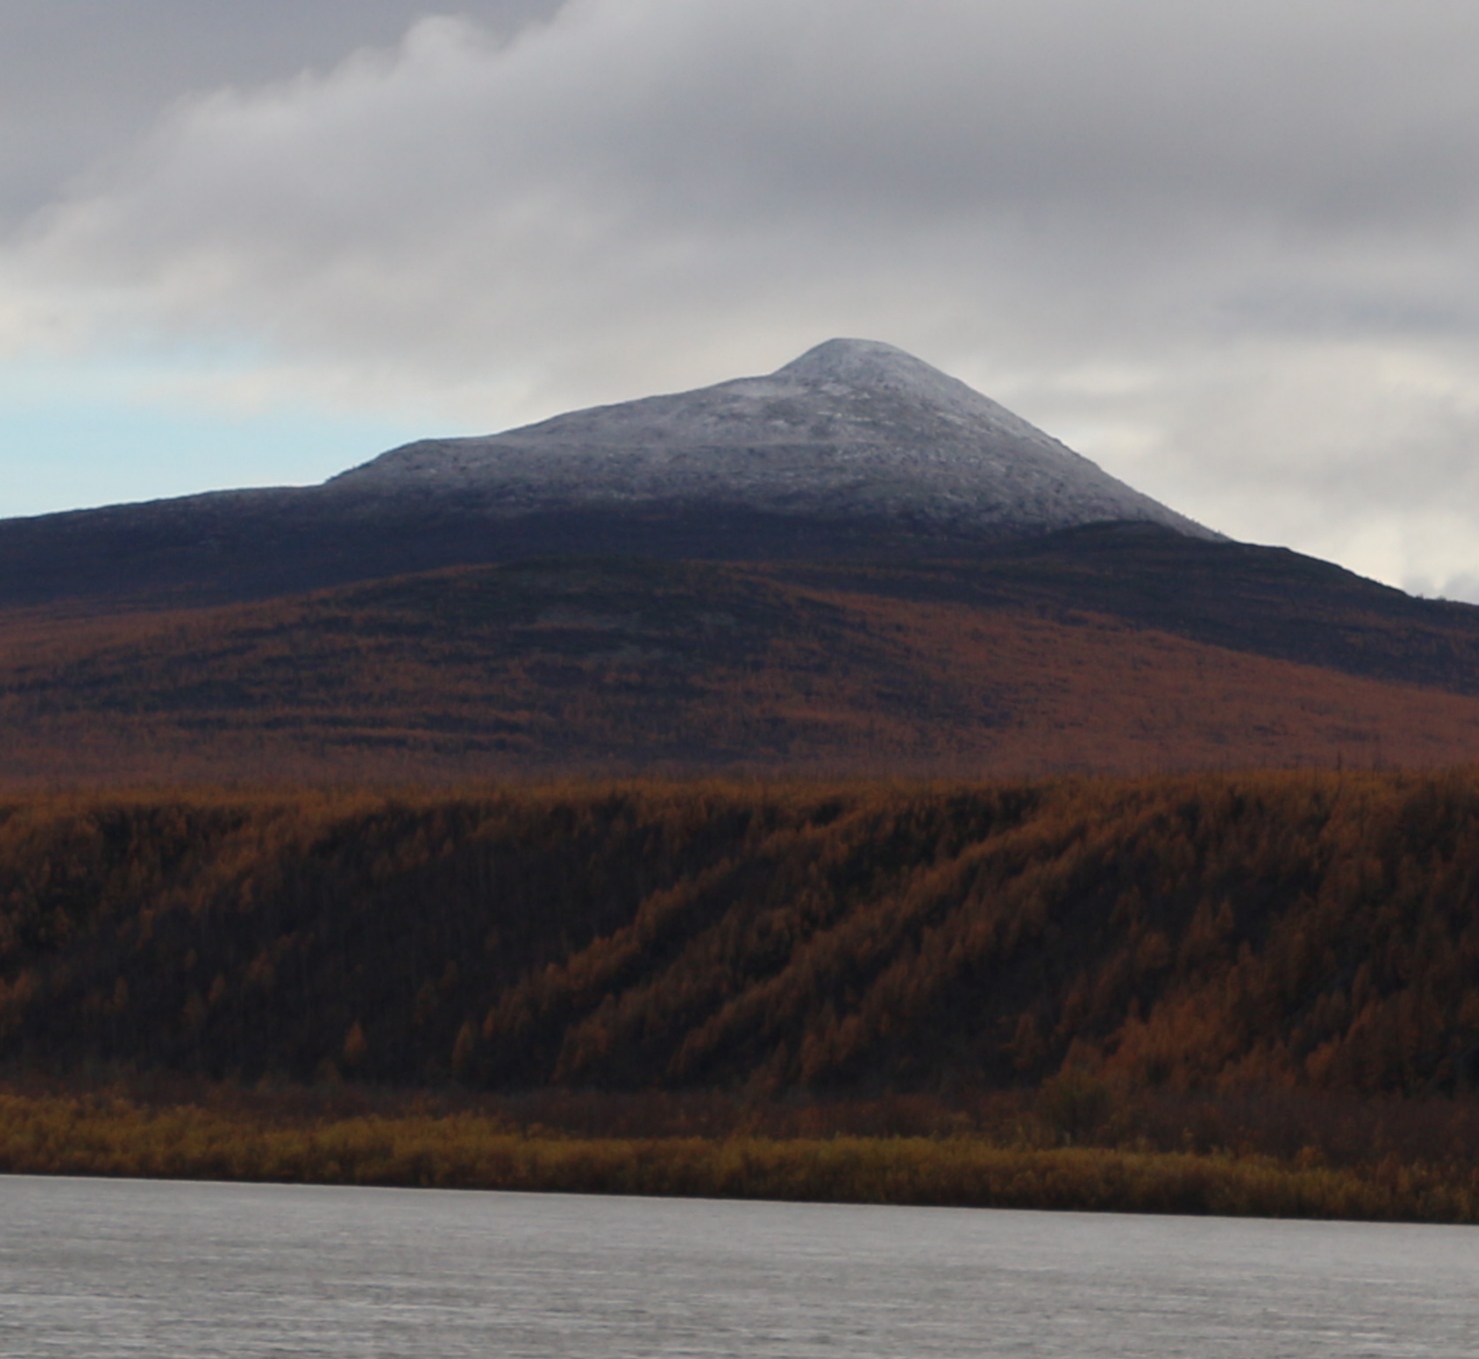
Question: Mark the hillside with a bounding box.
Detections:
[4,773,1479,1099]
[5,551,1479,783]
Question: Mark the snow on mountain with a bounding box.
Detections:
[332,339,1215,539]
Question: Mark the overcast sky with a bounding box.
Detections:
[4,1,1479,598]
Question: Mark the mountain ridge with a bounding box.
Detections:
[0,338,1218,613]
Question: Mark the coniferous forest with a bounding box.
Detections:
[6,771,1479,1218]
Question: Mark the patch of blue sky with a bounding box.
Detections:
[0,357,442,519]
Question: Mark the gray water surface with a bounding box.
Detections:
[1,1174,1475,1357]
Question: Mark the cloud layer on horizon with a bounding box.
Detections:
[4,0,1479,595]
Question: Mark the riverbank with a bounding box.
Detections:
[4,1090,1477,1223]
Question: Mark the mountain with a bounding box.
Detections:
[2,338,1478,783]
[0,339,1210,613]
[333,338,1212,539]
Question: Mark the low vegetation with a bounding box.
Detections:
[4,1083,1479,1222]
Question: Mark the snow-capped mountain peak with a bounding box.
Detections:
[331,339,1215,540]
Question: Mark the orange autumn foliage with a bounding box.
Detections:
[4,771,1479,1105]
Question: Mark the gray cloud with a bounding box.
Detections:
[0,1,560,218]
[3,0,1479,593]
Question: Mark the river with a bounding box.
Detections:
[1,1175,1474,1356]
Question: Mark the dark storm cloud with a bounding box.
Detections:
[3,0,1479,593]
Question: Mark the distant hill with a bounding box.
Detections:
[4,535,1479,783]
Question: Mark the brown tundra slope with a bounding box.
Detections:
[3,545,1479,784]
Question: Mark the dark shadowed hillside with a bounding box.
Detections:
[782,523,1479,693]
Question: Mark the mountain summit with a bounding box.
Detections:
[333,339,1214,539]
[0,338,1219,612]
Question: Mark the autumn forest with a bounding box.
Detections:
[4,772,1479,1217]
